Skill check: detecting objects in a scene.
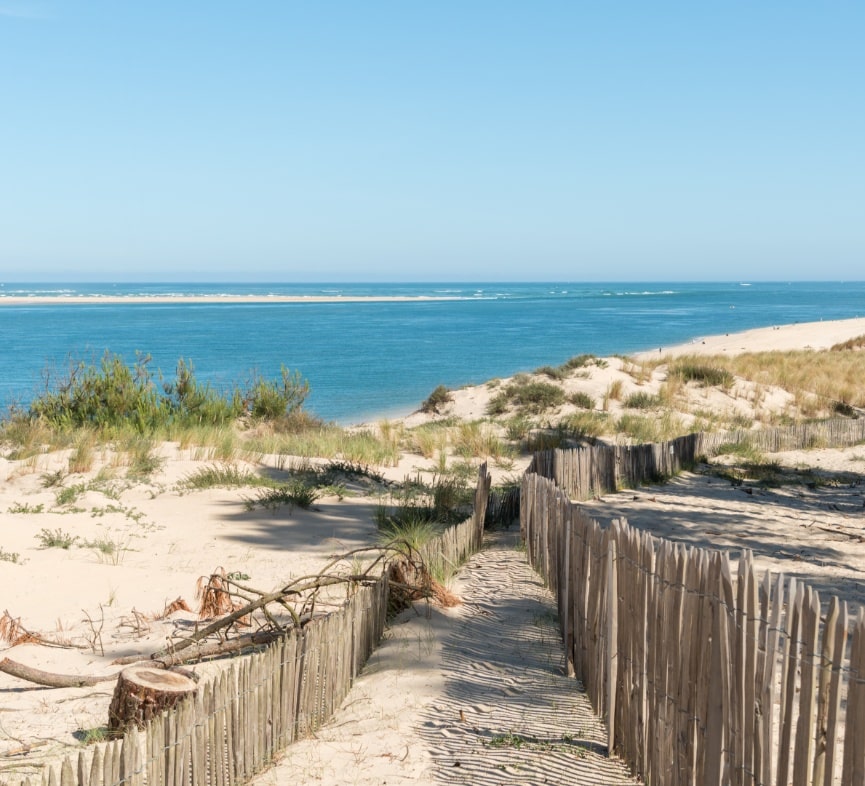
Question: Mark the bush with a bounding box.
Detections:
[12,352,311,437]
[534,365,566,381]
[485,378,566,416]
[421,385,453,414]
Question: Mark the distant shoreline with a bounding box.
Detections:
[0,294,462,306]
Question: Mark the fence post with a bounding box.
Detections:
[607,537,618,757]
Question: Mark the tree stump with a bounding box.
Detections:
[108,664,197,733]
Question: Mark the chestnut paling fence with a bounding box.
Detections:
[522,418,865,786]
[527,417,865,502]
[6,466,491,786]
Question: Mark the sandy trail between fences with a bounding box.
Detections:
[252,529,637,786]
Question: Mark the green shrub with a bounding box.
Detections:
[13,352,310,437]
[421,385,453,414]
[485,379,566,416]
[534,365,566,381]
[244,367,309,420]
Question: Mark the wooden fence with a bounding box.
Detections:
[528,416,865,501]
[8,466,491,786]
[522,471,865,786]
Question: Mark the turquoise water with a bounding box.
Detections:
[1,282,863,423]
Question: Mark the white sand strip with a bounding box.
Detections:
[253,530,637,785]
[635,316,865,360]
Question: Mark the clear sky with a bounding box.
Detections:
[1,1,862,282]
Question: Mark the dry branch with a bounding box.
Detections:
[0,657,120,688]
[0,540,455,688]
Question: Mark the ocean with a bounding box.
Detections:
[1,281,863,424]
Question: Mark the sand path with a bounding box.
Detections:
[253,530,637,785]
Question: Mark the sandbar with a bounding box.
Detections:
[0,294,459,305]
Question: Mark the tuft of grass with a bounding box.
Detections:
[123,437,165,479]
[179,463,273,491]
[409,423,448,459]
[670,362,734,388]
[831,334,865,352]
[248,480,320,512]
[37,528,78,549]
[376,516,442,550]
[452,421,508,459]
[505,415,533,441]
[623,391,660,410]
[560,354,604,371]
[568,391,595,409]
[524,429,569,452]
[68,433,96,474]
[375,473,472,535]
[559,411,609,440]
[604,380,624,405]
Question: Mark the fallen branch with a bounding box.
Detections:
[0,658,120,688]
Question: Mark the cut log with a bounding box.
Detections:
[107,664,196,733]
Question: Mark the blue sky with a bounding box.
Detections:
[1,2,862,282]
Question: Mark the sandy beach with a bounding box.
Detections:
[637,315,865,359]
[2,315,865,783]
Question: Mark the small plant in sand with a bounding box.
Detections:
[568,391,595,410]
[623,391,661,410]
[670,362,734,388]
[375,473,472,536]
[559,411,609,441]
[534,365,567,381]
[487,378,566,416]
[8,501,45,514]
[524,429,569,452]
[81,534,131,565]
[68,433,97,473]
[452,421,507,459]
[179,463,274,491]
[505,415,533,441]
[421,384,453,414]
[54,482,87,507]
[0,546,20,563]
[410,423,449,459]
[37,528,78,549]
[40,469,66,488]
[247,480,320,512]
[559,353,604,372]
